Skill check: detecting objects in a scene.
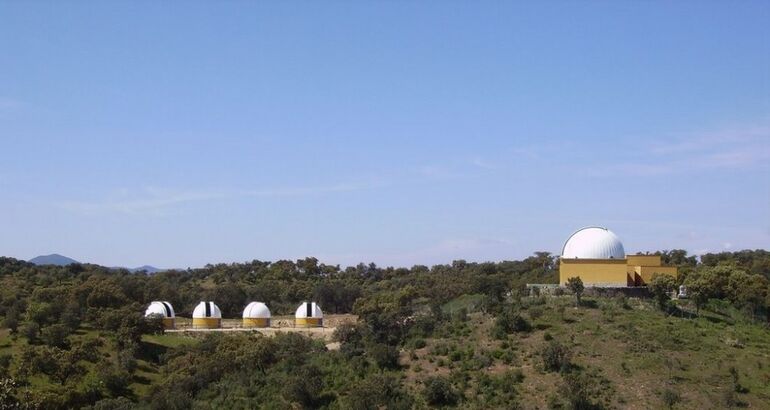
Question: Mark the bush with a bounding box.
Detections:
[367,343,400,369]
[40,324,72,348]
[541,340,572,372]
[281,365,328,408]
[566,277,584,306]
[422,376,459,406]
[0,354,11,374]
[561,372,599,410]
[649,274,676,311]
[411,338,427,349]
[493,307,531,339]
[343,374,414,410]
[662,388,681,409]
[20,322,40,343]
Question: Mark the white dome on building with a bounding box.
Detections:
[243,302,271,319]
[561,227,625,259]
[295,302,323,319]
[144,301,175,318]
[192,301,222,319]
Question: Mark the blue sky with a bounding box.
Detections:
[1,2,768,268]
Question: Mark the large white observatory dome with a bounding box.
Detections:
[561,227,625,259]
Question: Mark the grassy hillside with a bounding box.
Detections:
[399,294,770,409]
[3,294,768,409]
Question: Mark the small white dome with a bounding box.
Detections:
[562,227,625,259]
[145,301,174,318]
[192,301,222,319]
[243,302,271,319]
[295,302,323,319]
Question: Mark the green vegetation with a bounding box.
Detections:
[0,249,769,408]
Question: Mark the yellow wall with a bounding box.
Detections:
[635,266,678,285]
[295,318,323,327]
[162,318,175,330]
[559,259,628,286]
[192,317,221,329]
[626,255,662,267]
[560,254,677,287]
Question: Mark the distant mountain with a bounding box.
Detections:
[130,265,163,274]
[109,265,164,274]
[29,254,79,266]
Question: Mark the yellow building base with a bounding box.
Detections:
[559,259,629,286]
[295,318,323,327]
[243,318,270,328]
[192,317,221,329]
[162,318,175,329]
[560,254,678,287]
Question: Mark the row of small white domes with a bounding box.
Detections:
[144,301,323,319]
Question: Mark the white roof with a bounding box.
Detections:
[192,301,222,319]
[295,302,323,319]
[145,301,175,318]
[561,227,625,259]
[242,301,271,318]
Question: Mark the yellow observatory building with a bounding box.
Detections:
[559,227,677,287]
[242,302,271,328]
[192,301,222,329]
[295,302,323,327]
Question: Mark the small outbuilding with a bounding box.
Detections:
[242,302,271,328]
[192,301,222,329]
[144,301,175,329]
[295,301,323,327]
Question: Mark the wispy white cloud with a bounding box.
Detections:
[585,122,770,177]
[58,181,383,215]
[0,97,23,113]
[470,157,499,170]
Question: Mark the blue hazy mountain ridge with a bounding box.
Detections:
[109,265,164,274]
[28,254,163,274]
[28,253,79,266]
[126,265,163,274]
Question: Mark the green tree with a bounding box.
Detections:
[565,277,584,306]
[649,274,676,311]
[683,270,712,314]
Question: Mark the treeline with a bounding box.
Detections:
[1,249,770,408]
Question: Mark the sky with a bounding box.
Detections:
[1,2,769,269]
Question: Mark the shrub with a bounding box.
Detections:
[528,305,545,321]
[40,324,71,348]
[411,338,427,349]
[343,374,414,410]
[281,365,328,408]
[662,388,681,409]
[649,274,676,311]
[422,376,459,406]
[565,277,584,306]
[493,307,531,339]
[368,343,400,369]
[561,372,599,410]
[0,354,11,374]
[541,340,572,372]
[20,322,40,343]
